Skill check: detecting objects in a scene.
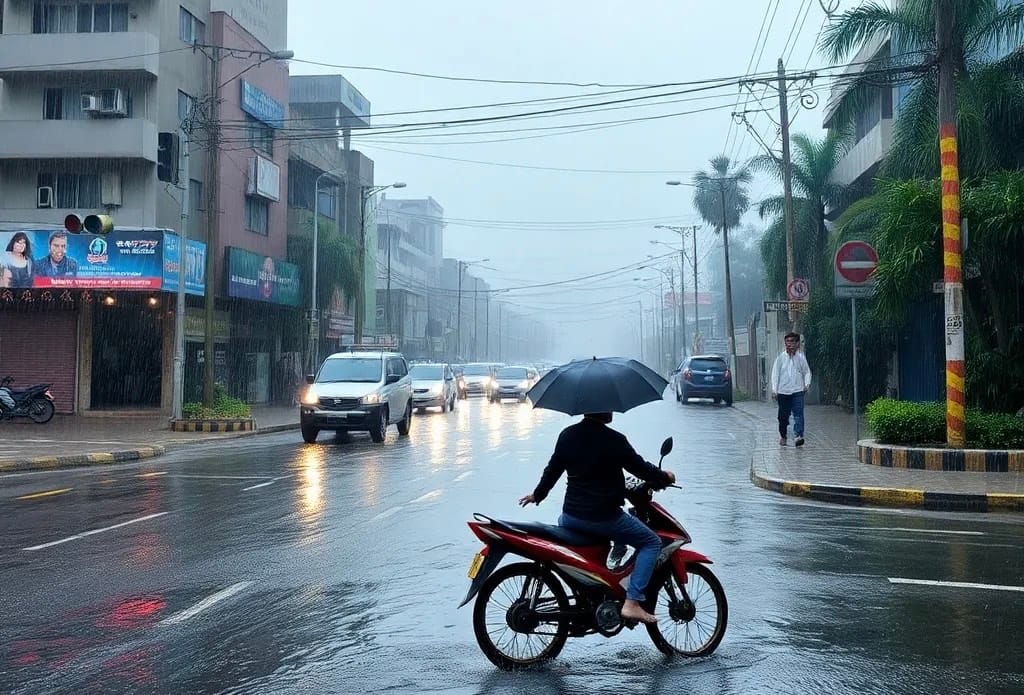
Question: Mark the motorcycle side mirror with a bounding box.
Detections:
[660,437,673,457]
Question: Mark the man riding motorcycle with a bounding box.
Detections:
[519,412,676,624]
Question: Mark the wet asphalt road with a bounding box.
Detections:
[2,397,1024,695]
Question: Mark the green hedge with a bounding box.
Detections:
[866,398,1024,449]
[182,385,252,420]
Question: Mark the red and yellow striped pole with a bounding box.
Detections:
[939,123,965,446]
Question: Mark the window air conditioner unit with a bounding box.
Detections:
[37,186,54,209]
[81,93,100,113]
[101,172,122,207]
[96,88,127,116]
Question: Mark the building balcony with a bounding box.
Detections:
[0,119,158,161]
[0,31,160,78]
[832,118,893,187]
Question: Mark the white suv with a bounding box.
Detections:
[300,350,413,444]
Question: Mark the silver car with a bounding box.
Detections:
[490,366,532,402]
[409,363,458,413]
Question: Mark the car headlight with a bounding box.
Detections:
[361,393,381,405]
[302,387,319,405]
[429,385,443,395]
[518,380,530,389]
[458,378,465,388]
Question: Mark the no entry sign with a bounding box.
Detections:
[834,241,878,298]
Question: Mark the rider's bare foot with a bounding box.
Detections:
[621,599,657,624]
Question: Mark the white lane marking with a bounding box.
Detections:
[23,512,169,551]
[159,582,253,625]
[453,471,474,482]
[410,489,443,504]
[166,474,276,480]
[872,527,984,536]
[242,478,281,491]
[889,577,1024,593]
[370,506,404,522]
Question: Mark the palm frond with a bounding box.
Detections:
[758,195,786,220]
[966,2,1024,57]
[820,1,933,62]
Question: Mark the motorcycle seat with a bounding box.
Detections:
[499,520,607,548]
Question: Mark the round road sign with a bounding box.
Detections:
[835,241,878,284]
[787,277,810,301]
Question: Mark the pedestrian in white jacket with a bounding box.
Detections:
[770,332,812,446]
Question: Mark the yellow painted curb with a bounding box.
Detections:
[860,487,926,506]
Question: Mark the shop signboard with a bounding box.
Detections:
[0,229,162,290]
[162,233,206,296]
[225,246,301,306]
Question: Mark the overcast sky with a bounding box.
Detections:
[287,0,857,359]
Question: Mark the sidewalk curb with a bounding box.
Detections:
[750,464,1024,513]
[0,445,166,473]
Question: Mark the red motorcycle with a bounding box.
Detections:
[459,437,727,670]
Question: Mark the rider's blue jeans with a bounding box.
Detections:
[559,510,662,602]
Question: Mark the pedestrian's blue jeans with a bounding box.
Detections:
[559,510,662,602]
[777,391,805,438]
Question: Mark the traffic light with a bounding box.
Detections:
[157,131,179,184]
[64,214,83,233]
[83,214,114,234]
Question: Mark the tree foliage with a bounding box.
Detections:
[820,0,1024,178]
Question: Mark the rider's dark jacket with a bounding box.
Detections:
[532,417,672,521]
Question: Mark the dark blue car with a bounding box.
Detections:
[673,355,733,406]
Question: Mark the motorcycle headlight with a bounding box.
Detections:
[361,393,381,405]
[302,387,319,405]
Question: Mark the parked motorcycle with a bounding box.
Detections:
[0,376,56,424]
[459,437,727,670]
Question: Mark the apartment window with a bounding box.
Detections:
[37,173,101,209]
[246,116,273,155]
[177,90,196,125]
[245,196,269,235]
[33,3,128,33]
[44,86,132,120]
[179,7,205,45]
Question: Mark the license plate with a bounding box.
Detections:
[705,376,714,382]
[467,552,485,579]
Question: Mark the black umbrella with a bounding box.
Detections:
[527,357,668,416]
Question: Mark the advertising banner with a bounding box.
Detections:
[0,229,162,290]
[225,246,301,306]
[163,233,206,296]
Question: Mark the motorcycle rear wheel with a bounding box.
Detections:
[472,562,570,670]
[645,562,727,657]
[28,398,55,424]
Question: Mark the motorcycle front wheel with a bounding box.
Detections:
[28,398,55,424]
[472,562,570,670]
[645,562,727,657]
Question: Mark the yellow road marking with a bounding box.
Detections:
[17,488,73,500]
[136,471,167,478]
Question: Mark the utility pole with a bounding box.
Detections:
[719,185,737,373]
[937,0,965,447]
[473,282,479,361]
[637,300,645,362]
[677,243,688,358]
[668,266,678,366]
[355,190,367,343]
[172,123,191,420]
[485,298,490,360]
[691,225,700,351]
[202,45,221,406]
[385,226,392,338]
[497,302,503,362]
[456,261,465,361]
[777,58,798,328]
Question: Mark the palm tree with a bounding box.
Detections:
[820,0,1024,178]
[752,130,851,294]
[691,155,752,360]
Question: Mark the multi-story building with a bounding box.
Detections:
[376,197,444,358]
[287,73,374,364]
[0,0,294,413]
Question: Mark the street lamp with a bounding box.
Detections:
[355,182,406,344]
[667,179,737,370]
[307,166,349,372]
[456,258,489,361]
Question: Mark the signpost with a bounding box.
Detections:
[787,277,809,301]
[834,241,879,442]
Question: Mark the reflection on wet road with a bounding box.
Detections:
[2,397,1024,694]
